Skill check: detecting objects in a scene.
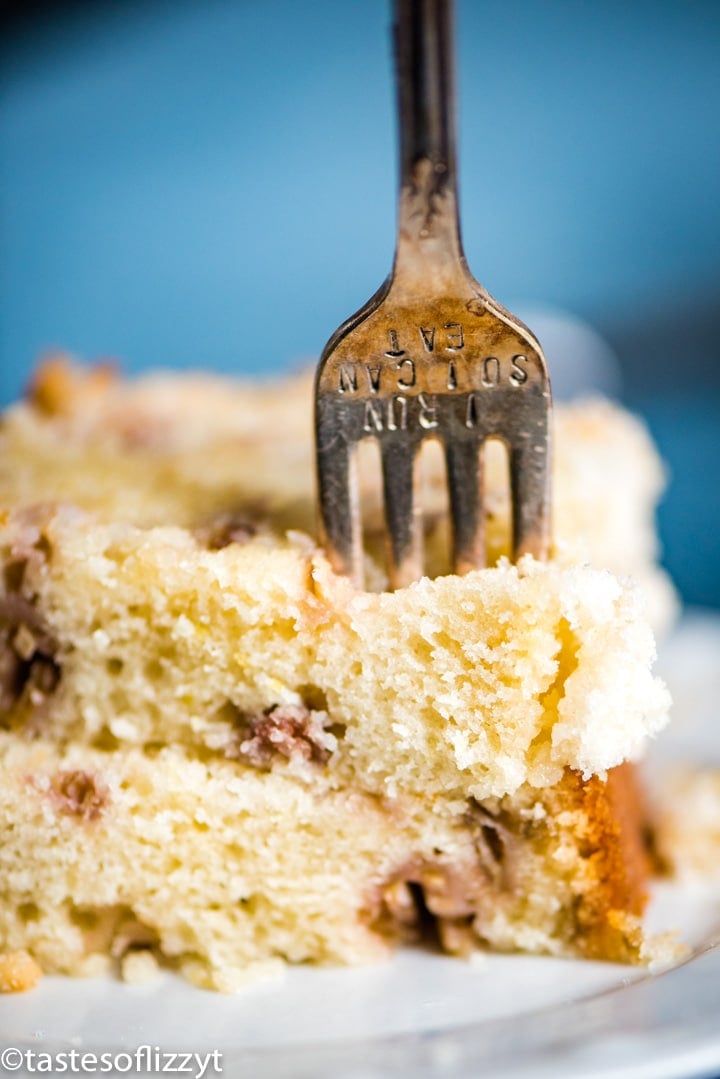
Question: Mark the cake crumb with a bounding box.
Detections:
[641,931,689,972]
[0,950,42,993]
[120,949,160,985]
[181,955,285,993]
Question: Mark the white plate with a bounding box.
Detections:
[2,612,719,1079]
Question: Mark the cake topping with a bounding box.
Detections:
[27,354,117,418]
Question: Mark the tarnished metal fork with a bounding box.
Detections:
[315,0,551,589]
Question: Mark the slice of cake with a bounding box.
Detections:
[652,767,720,881]
[0,359,672,991]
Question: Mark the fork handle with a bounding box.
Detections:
[395,0,456,195]
[393,0,466,282]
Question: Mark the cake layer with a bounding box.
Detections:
[0,505,669,801]
[0,731,652,990]
[0,358,676,630]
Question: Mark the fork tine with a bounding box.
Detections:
[381,440,423,589]
[509,431,551,562]
[445,437,484,575]
[316,429,363,586]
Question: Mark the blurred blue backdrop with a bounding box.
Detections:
[2,0,719,606]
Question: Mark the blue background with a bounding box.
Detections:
[2,0,719,607]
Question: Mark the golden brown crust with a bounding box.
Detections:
[603,763,652,913]
[562,763,650,959]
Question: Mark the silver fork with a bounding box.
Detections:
[315,0,551,590]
